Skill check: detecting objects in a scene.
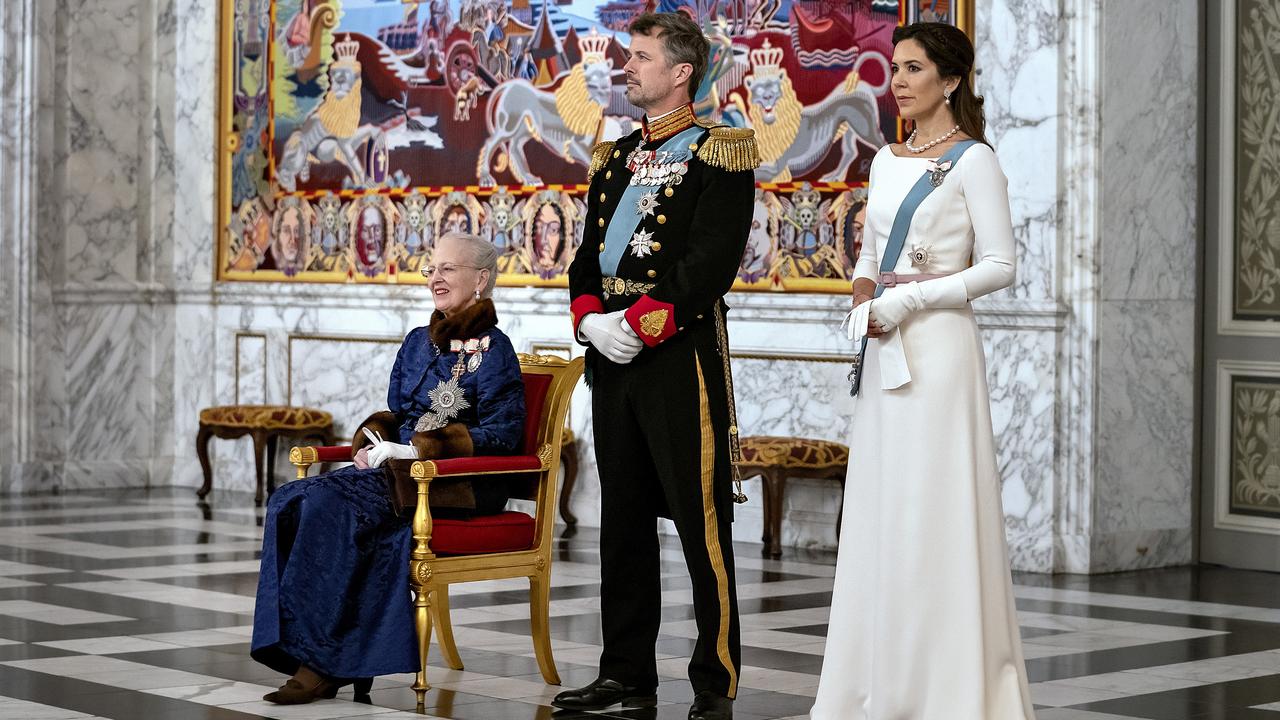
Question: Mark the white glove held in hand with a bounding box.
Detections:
[869,277,970,332]
[869,284,924,333]
[579,310,644,364]
[367,441,419,468]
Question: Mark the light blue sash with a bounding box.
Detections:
[599,125,705,276]
[849,140,977,396]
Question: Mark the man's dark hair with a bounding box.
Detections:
[628,13,710,101]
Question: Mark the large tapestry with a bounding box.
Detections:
[217,0,971,292]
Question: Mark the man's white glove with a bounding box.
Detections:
[869,277,969,332]
[579,310,644,364]
[366,441,419,468]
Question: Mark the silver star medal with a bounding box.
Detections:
[629,228,656,258]
[415,376,471,432]
[635,191,659,218]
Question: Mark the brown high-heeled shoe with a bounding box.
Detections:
[262,675,339,705]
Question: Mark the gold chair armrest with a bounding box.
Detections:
[289,446,318,479]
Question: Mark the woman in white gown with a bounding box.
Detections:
[809,23,1036,720]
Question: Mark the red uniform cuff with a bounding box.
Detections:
[624,295,677,347]
[570,295,605,340]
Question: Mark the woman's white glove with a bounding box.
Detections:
[578,310,644,364]
[869,285,923,333]
[366,441,419,468]
[869,278,969,332]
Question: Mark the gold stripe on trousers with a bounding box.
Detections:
[695,356,738,698]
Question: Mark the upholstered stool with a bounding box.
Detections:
[196,405,334,505]
[737,436,849,559]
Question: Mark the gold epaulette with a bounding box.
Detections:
[696,127,761,172]
[587,141,615,182]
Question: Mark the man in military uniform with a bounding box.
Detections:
[552,12,758,720]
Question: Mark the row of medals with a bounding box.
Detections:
[626,147,689,187]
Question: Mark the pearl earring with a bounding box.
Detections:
[474,289,481,300]
[944,88,952,103]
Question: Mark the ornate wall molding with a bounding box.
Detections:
[1214,359,1280,535]
[1220,0,1280,336]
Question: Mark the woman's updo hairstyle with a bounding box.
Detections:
[892,22,989,146]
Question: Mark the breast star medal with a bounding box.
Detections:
[927,159,954,188]
[415,337,484,431]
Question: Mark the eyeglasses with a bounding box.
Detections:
[421,263,482,278]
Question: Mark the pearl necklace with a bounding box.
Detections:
[905,124,960,153]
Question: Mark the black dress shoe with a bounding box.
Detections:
[551,677,657,710]
[688,690,732,720]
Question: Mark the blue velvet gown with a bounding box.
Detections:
[251,322,525,680]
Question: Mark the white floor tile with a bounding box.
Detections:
[0,600,131,625]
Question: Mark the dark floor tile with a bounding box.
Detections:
[773,623,827,637]
[425,697,562,720]
[734,688,818,716]
[739,646,825,674]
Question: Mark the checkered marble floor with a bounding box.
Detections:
[0,490,1278,720]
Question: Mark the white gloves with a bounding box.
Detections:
[578,310,644,364]
[869,277,969,332]
[366,441,419,468]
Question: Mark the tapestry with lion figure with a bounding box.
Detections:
[218,0,971,291]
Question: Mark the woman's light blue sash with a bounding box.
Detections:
[848,139,978,396]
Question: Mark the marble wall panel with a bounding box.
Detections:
[172,0,216,286]
[62,302,154,461]
[0,0,33,473]
[984,327,1057,572]
[61,0,145,285]
[170,301,217,489]
[976,0,1061,303]
[235,334,266,405]
[1100,0,1198,301]
[1095,299,1196,536]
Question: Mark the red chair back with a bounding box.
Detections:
[520,373,553,455]
[506,372,553,501]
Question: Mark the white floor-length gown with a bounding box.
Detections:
[809,143,1036,720]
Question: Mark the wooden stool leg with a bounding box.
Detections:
[252,431,268,506]
[196,424,214,499]
[763,469,785,560]
[835,476,847,541]
[762,468,783,558]
[266,435,279,497]
[558,440,579,526]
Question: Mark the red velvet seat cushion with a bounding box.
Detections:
[431,511,536,555]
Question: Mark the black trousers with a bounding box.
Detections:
[589,323,741,698]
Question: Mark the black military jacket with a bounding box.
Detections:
[568,110,758,348]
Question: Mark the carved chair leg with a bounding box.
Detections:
[412,585,434,710]
[195,424,214,499]
[762,469,786,559]
[431,585,464,670]
[529,572,560,685]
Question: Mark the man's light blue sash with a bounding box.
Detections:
[600,126,705,276]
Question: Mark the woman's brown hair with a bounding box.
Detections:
[892,22,989,146]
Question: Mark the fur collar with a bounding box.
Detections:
[428,299,498,347]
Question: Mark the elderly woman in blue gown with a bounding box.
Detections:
[251,232,526,704]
